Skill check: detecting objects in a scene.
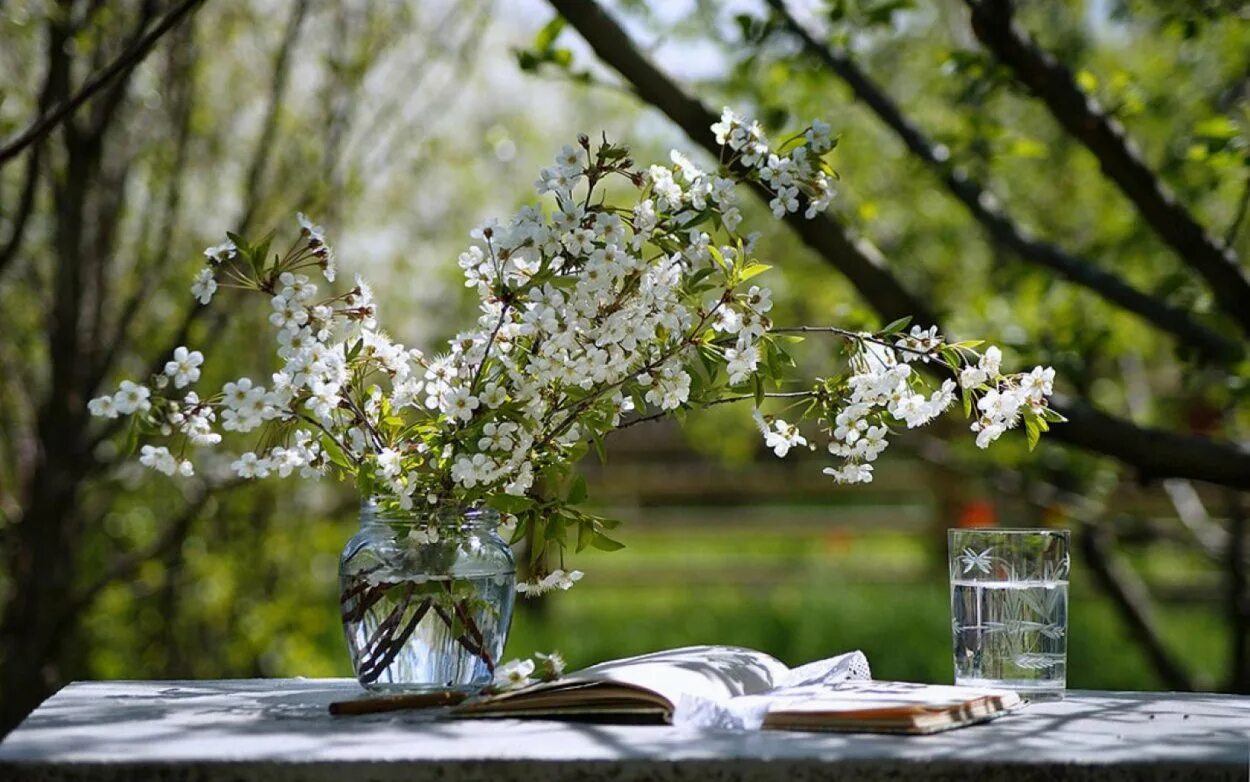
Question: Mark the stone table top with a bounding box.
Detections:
[1,679,1248,781]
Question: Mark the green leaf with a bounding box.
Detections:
[534,15,565,51]
[355,470,375,499]
[962,387,973,418]
[708,244,728,273]
[487,494,536,514]
[590,430,607,464]
[545,515,567,544]
[1025,415,1041,452]
[123,416,140,456]
[881,315,912,335]
[567,474,588,505]
[738,262,771,282]
[590,531,626,552]
[753,374,765,406]
[576,520,594,553]
[508,516,529,546]
[321,435,351,470]
[1041,407,1068,424]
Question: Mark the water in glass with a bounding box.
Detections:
[948,528,1069,698]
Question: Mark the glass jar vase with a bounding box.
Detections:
[338,498,516,692]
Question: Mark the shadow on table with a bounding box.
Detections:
[3,682,1248,771]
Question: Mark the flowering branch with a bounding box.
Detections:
[87,108,1058,592]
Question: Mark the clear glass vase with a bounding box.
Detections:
[339,498,516,692]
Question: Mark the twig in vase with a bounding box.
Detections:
[431,602,492,671]
[357,583,416,683]
[359,596,433,684]
[452,597,495,672]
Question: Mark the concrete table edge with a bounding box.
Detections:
[1,678,1248,781]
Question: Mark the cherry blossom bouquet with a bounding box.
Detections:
[90,108,1061,596]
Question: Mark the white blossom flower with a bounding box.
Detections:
[203,241,236,264]
[1023,366,1056,402]
[139,445,192,477]
[377,447,403,478]
[755,411,807,457]
[535,651,565,678]
[231,451,270,479]
[745,285,772,313]
[163,346,204,389]
[516,569,584,597]
[896,325,942,363]
[279,272,317,302]
[480,383,507,409]
[88,394,119,418]
[190,268,217,305]
[113,380,151,415]
[407,526,440,545]
[269,294,308,332]
[441,387,480,423]
[823,463,873,484]
[724,344,759,385]
[493,658,536,690]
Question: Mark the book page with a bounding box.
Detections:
[468,645,791,715]
[734,680,1022,716]
[572,645,790,705]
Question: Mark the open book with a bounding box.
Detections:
[454,645,1022,734]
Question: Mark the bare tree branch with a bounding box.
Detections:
[235,0,310,235]
[964,0,1250,337]
[50,478,246,650]
[1080,523,1196,690]
[909,435,1195,689]
[767,0,1242,364]
[0,144,42,279]
[86,0,159,147]
[87,20,199,399]
[1226,172,1250,248]
[548,0,1250,490]
[0,0,204,168]
[1228,491,1249,692]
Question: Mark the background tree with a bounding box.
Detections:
[533,0,1250,690]
[0,0,550,732]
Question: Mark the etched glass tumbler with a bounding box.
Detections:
[948,528,1069,698]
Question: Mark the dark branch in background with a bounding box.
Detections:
[0,0,204,169]
[1227,172,1250,248]
[1228,491,1249,692]
[912,435,1197,690]
[964,0,1250,338]
[546,0,934,327]
[236,0,310,235]
[1080,522,1195,690]
[766,0,1242,365]
[87,25,199,399]
[49,479,245,650]
[547,0,1250,490]
[86,0,160,149]
[0,145,41,279]
[92,1,312,446]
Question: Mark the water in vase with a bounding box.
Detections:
[340,573,513,692]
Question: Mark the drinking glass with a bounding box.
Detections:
[948,528,1069,698]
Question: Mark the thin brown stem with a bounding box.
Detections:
[771,325,936,358]
[0,0,204,168]
[614,391,815,431]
